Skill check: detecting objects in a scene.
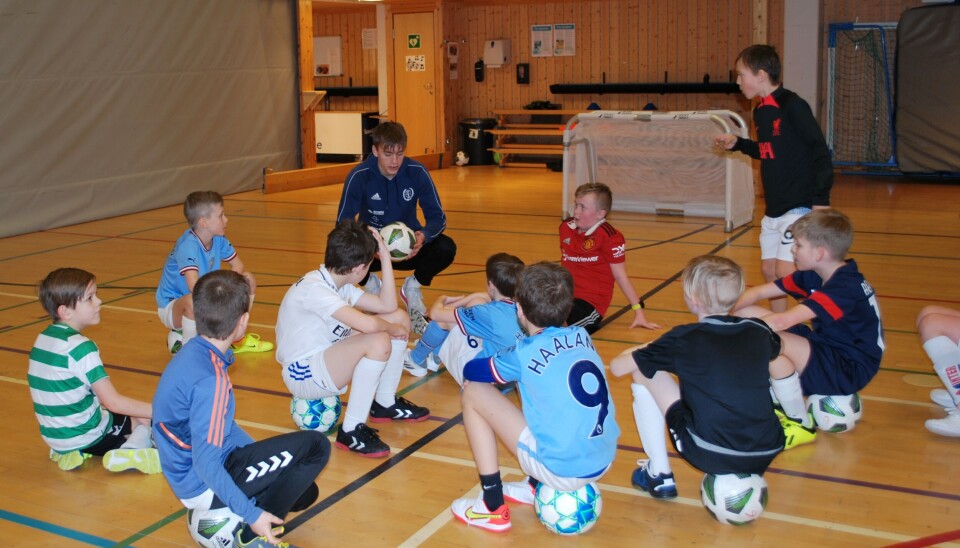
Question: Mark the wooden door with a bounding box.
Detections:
[392,11,438,155]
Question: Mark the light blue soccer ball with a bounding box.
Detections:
[290,396,341,434]
[534,482,602,535]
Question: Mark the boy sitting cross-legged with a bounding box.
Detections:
[402,252,525,384]
[450,262,620,533]
[275,220,430,458]
[611,256,784,499]
[29,268,160,473]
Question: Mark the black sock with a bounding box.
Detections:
[480,471,504,510]
[527,476,541,491]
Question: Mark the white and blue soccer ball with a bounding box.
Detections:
[701,473,767,525]
[290,396,341,434]
[187,506,243,547]
[379,222,417,261]
[807,393,863,433]
[534,482,602,535]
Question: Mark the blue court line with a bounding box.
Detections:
[0,508,121,546]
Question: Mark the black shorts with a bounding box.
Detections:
[665,402,780,475]
[81,413,133,456]
[787,324,878,395]
[567,298,602,334]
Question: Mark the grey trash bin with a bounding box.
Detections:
[459,118,496,165]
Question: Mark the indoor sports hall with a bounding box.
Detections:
[1,1,958,547]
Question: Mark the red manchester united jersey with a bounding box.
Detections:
[559,219,626,316]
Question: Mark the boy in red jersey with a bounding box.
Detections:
[560,183,659,334]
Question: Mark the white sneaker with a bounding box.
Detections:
[425,353,442,373]
[403,348,429,378]
[364,273,381,296]
[930,388,959,409]
[401,277,428,335]
[503,479,535,505]
[925,409,960,437]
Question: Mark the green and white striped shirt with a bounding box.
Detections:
[28,323,112,452]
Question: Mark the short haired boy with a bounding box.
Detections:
[560,182,659,334]
[734,209,884,449]
[402,253,525,383]
[450,262,620,533]
[915,306,960,437]
[275,220,430,459]
[715,45,834,313]
[153,270,330,548]
[336,121,457,335]
[610,256,784,499]
[156,190,273,355]
[29,268,160,473]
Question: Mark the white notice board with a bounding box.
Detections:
[313,36,343,77]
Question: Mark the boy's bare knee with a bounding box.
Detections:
[366,332,393,360]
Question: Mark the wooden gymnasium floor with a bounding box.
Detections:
[0,166,958,547]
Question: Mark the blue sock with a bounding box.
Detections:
[411,322,449,365]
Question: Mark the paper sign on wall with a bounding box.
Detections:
[531,25,553,57]
[406,55,425,71]
[553,24,576,56]
[313,36,343,76]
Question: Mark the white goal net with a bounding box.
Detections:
[562,110,754,232]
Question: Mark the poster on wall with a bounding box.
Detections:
[313,36,343,76]
[406,55,425,72]
[531,25,553,57]
[361,28,376,50]
[553,24,576,56]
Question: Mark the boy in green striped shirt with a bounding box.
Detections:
[28,268,160,473]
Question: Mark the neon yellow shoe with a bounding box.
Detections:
[103,448,162,474]
[231,333,274,354]
[50,449,91,471]
[776,409,817,450]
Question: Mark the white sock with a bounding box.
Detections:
[121,424,153,449]
[374,340,407,408]
[770,373,811,427]
[181,317,197,344]
[342,357,387,432]
[925,336,960,407]
[631,383,671,477]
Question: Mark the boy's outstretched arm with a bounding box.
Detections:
[610,345,646,377]
[333,305,407,339]
[610,262,660,329]
[92,378,152,419]
[755,304,816,333]
[733,281,785,312]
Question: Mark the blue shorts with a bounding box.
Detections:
[787,324,878,395]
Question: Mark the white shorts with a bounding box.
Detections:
[437,328,482,386]
[282,351,347,399]
[157,301,176,330]
[759,208,811,262]
[516,427,609,492]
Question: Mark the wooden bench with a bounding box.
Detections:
[489,109,587,167]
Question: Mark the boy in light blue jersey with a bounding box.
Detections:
[450,262,620,533]
[403,253,525,384]
[156,191,273,355]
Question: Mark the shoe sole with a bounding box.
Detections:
[103,448,162,474]
[451,509,511,532]
[334,441,390,458]
[632,483,678,499]
[403,365,429,378]
[232,345,274,354]
[368,413,430,424]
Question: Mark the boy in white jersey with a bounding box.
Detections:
[450,262,620,533]
[155,190,273,355]
[402,252,525,384]
[275,220,430,458]
[28,268,160,473]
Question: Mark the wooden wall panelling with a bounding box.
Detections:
[312,7,378,113]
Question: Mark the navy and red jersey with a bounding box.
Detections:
[775,259,884,373]
[559,219,626,317]
[731,86,834,217]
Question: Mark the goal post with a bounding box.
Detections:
[562,110,754,232]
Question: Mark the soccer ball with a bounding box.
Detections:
[701,473,767,525]
[187,506,243,547]
[167,329,183,354]
[290,396,341,434]
[534,482,602,535]
[807,393,863,433]
[379,222,417,261]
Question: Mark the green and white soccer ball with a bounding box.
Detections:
[379,221,417,261]
[187,506,243,547]
[807,393,862,433]
[290,396,341,434]
[701,473,767,525]
[534,482,602,535]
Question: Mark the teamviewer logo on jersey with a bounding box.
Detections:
[612,243,625,258]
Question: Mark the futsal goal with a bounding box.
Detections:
[562,110,754,232]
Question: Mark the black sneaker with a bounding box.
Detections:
[335,423,390,458]
[369,396,430,423]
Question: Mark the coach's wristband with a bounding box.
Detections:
[631,301,645,311]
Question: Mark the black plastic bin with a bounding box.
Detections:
[459,118,496,165]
